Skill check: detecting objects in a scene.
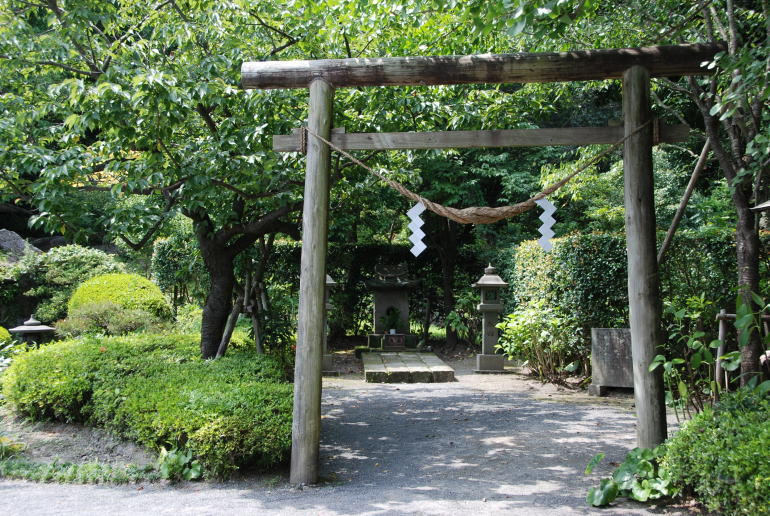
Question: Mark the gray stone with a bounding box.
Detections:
[365,263,419,334]
[0,229,40,262]
[372,289,410,333]
[475,353,504,371]
[29,235,67,251]
[589,328,634,395]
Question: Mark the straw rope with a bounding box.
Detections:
[305,120,652,225]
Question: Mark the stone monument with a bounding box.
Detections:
[322,274,337,374]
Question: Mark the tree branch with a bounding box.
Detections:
[46,0,103,76]
[195,103,218,134]
[250,11,297,42]
[117,195,178,251]
[0,55,101,78]
[216,202,299,248]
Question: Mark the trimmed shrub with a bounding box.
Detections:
[664,389,770,515]
[55,302,164,337]
[497,232,736,377]
[1,334,292,477]
[68,273,173,320]
[0,245,124,325]
[0,326,10,343]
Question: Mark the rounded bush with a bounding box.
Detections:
[68,273,172,320]
[0,326,11,343]
[664,390,770,515]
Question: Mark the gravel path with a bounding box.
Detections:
[0,358,691,515]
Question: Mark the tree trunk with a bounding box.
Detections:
[200,258,236,359]
[422,295,432,347]
[735,204,763,384]
[216,291,244,358]
[195,217,237,359]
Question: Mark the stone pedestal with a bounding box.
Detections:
[383,333,406,351]
[322,275,336,376]
[474,308,504,372]
[322,354,334,372]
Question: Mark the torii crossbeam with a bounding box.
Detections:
[241,42,723,485]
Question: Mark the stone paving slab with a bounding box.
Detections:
[362,351,455,383]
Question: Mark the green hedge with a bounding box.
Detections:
[1,334,292,477]
[503,231,735,325]
[664,389,770,515]
[68,273,173,321]
[497,232,736,376]
[0,326,10,343]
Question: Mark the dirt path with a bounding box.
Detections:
[0,357,694,515]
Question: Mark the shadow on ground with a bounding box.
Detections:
[0,365,689,515]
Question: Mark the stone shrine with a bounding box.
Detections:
[365,263,419,349]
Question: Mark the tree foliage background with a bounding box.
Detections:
[1,0,768,378]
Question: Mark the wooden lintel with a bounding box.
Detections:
[273,124,689,152]
[243,43,723,90]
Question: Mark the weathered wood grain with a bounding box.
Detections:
[623,66,668,449]
[273,124,689,152]
[243,43,723,90]
[290,78,334,486]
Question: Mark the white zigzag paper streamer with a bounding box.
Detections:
[535,198,556,252]
[407,202,427,256]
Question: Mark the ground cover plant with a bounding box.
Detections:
[585,387,770,513]
[1,334,292,478]
[0,458,160,484]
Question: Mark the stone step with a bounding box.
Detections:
[362,352,455,383]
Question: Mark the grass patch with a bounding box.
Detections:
[0,458,159,483]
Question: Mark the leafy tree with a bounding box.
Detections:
[459,0,770,383]
[0,1,316,357]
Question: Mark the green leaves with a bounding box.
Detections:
[584,452,605,474]
[586,446,673,507]
[586,478,619,506]
[158,447,202,482]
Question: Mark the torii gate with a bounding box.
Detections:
[241,43,723,484]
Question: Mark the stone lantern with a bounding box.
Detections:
[9,315,55,345]
[472,265,508,372]
[322,274,337,373]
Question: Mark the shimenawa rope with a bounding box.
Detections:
[304,120,653,225]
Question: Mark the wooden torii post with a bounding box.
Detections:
[241,43,723,485]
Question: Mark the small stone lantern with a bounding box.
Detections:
[9,315,55,345]
[472,265,508,372]
[323,274,337,373]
